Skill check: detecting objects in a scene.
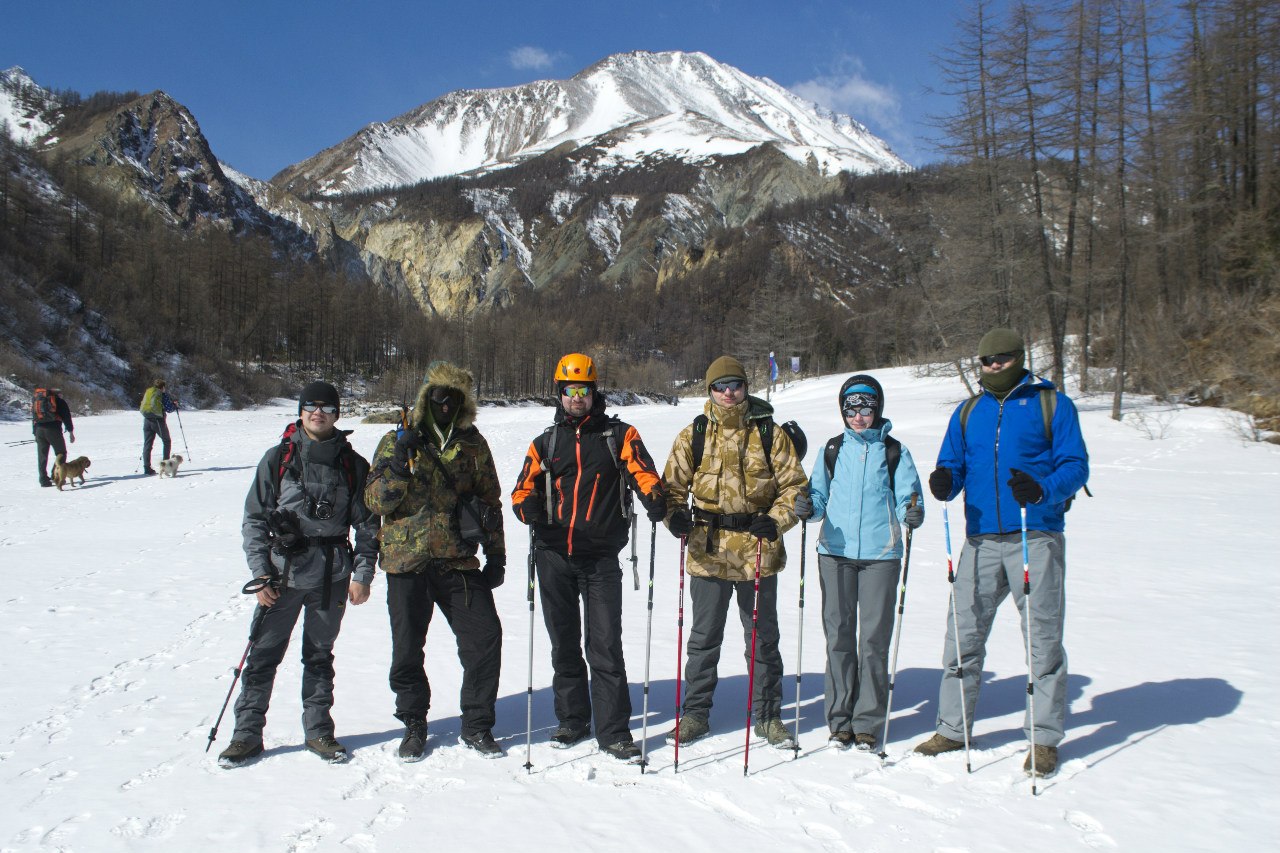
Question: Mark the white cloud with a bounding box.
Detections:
[790,57,903,136]
[508,46,560,71]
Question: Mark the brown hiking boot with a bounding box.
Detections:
[913,733,965,756]
[753,718,796,750]
[853,732,877,752]
[1023,744,1058,777]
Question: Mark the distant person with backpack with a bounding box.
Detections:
[31,386,75,488]
[914,328,1089,779]
[139,378,178,475]
[793,374,923,752]
[662,355,808,749]
[364,361,507,761]
[218,381,379,767]
[510,353,667,761]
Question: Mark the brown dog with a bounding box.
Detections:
[52,454,91,490]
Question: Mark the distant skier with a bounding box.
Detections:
[794,374,923,752]
[914,328,1089,778]
[218,381,379,767]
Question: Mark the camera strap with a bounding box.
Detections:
[420,444,489,534]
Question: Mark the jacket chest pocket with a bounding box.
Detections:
[692,442,725,506]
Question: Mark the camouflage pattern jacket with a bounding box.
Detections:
[364,363,505,575]
[662,395,807,581]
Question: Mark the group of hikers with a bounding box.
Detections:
[30,377,180,486]
[205,326,1088,779]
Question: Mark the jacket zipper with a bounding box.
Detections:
[567,424,584,554]
[994,397,1006,533]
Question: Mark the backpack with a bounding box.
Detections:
[32,388,58,423]
[271,422,359,505]
[689,414,807,478]
[823,433,902,494]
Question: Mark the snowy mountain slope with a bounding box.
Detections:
[1,368,1276,851]
[0,66,58,145]
[275,51,909,196]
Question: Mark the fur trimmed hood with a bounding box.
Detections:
[411,361,478,430]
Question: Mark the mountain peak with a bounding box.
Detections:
[274,50,908,196]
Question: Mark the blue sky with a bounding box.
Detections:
[2,1,989,179]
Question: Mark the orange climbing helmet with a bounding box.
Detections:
[554,353,597,384]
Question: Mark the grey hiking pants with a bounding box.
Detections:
[682,574,784,723]
[818,555,900,736]
[233,579,350,744]
[934,531,1068,747]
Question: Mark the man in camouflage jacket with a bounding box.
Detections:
[662,355,807,748]
[365,361,507,760]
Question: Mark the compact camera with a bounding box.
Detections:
[307,496,335,520]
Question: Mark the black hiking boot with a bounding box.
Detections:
[398,720,429,762]
[461,730,503,758]
[305,734,349,763]
[40,478,53,488]
[549,724,591,749]
[217,740,264,767]
[601,740,642,762]
[828,730,855,750]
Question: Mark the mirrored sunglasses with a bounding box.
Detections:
[710,379,744,393]
[979,352,1019,367]
[844,405,875,418]
[561,385,592,398]
[302,403,338,415]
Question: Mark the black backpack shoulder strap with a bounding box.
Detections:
[958,395,982,439]
[758,418,775,477]
[1040,387,1056,443]
[690,414,709,473]
[884,435,901,495]
[823,434,843,480]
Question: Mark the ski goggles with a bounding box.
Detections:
[429,388,461,405]
[841,393,878,417]
[301,403,338,415]
[561,385,593,398]
[710,379,744,393]
[979,351,1020,367]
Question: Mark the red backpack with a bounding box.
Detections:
[32,388,58,423]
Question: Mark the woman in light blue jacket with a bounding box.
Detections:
[795,374,923,751]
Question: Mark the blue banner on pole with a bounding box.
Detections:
[769,352,778,382]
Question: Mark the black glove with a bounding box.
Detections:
[929,467,953,501]
[793,490,813,521]
[640,488,667,523]
[668,507,693,538]
[267,508,306,556]
[481,555,506,589]
[903,504,924,529]
[514,497,545,526]
[748,514,779,542]
[1007,468,1044,506]
[390,429,423,477]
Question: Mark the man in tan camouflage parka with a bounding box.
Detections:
[662,355,807,749]
[365,361,506,761]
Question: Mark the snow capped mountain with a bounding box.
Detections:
[0,66,59,145]
[275,51,909,196]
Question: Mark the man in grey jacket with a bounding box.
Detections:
[218,381,380,767]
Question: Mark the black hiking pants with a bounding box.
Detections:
[387,567,502,737]
[33,423,67,484]
[535,549,632,747]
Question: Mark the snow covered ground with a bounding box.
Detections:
[2,366,1277,852]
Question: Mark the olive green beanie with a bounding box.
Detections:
[977,328,1025,357]
[705,355,748,391]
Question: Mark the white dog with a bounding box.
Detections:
[157,455,184,478]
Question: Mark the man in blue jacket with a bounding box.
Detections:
[914,329,1089,778]
[795,374,923,752]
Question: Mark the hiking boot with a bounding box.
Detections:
[1023,744,1059,778]
[665,715,710,745]
[40,478,53,488]
[913,733,965,756]
[217,740,264,767]
[753,718,796,750]
[305,734,349,763]
[828,730,854,750]
[854,732,877,752]
[461,730,503,758]
[601,740,642,763]
[398,719,429,762]
[549,724,591,749]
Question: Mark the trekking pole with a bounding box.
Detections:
[743,537,763,777]
[1021,504,1038,795]
[629,511,640,591]
[5,439,36,447]
[878,493,919,760]
[944,501,973,773]
[640,521,657,773]
[791,520,807,758]
[674,533,688,774]
[174,409,192,461]
[524,529,537,774]
[205,579,273,752]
